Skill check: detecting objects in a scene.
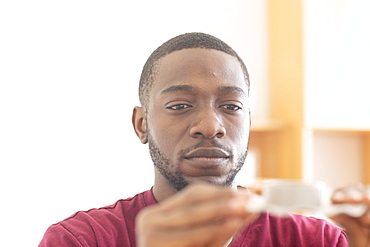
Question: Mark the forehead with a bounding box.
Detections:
[151,48,247,95]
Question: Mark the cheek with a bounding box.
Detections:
[233,131,249,149]
[148,115,187,153]
[227,118,250,151]
[228,115,250,136]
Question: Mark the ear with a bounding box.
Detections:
[132,106,148,144]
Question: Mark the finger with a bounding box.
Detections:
[331,184,370,204]
[331,214,363,233]
[330,213,369,247]
[359,210,370,226]
[150,192,251,229]
[158,183,249,211]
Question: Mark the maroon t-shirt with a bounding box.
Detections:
[39,189,348,246]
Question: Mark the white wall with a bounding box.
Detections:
[0,1,268,246]
[303,0,370,188]
[304,0,370,128]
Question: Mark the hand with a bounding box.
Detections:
[330,184,370,247]
[135,183,257,247]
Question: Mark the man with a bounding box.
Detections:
[39,32,366,246]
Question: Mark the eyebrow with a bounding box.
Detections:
[218,86,246,96]
[160,85,195,95]
[160,84,246,96]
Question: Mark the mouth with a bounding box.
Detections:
[184,147,230,167]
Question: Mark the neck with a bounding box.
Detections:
[152,169,178,203]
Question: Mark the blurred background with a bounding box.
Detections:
[0,0,369,246]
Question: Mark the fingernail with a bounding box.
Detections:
[332,191,346,201]
[348,189,363,201]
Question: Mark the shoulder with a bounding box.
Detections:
[39,189,156,246]
[61,189,154,227]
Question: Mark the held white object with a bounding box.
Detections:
[245,180,367,218]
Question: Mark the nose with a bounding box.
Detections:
[189,108,226,139]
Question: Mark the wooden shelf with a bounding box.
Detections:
[249,0,370,186]
[247,0,303,181]
[249,120,291,179]
[310,128,370,184]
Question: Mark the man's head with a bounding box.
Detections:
[139,32,250,108]
[133,33,251,194]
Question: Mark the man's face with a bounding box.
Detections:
[146,48,250,191]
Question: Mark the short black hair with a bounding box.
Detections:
[138,32,250,106]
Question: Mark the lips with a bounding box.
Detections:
[184,147,230,167]
[185,147,230,159]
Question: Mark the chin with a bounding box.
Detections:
[186,176,234,187]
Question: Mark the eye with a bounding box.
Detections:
[166,104,192,110]
[220,104,242,111]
